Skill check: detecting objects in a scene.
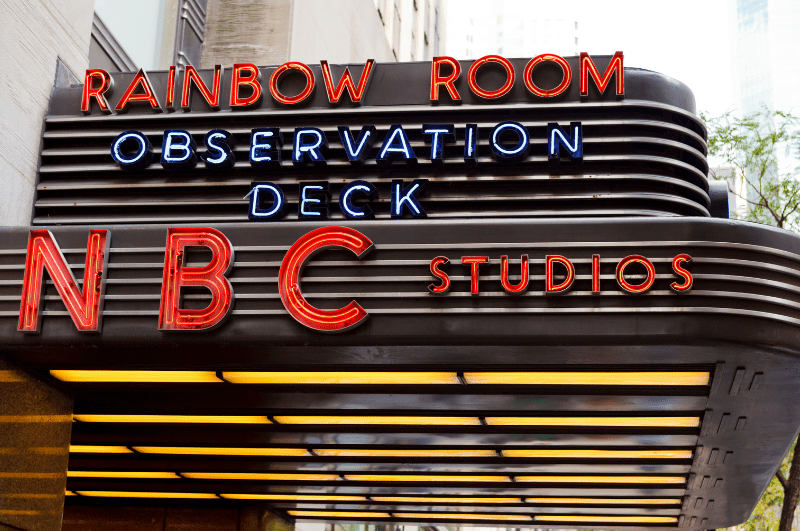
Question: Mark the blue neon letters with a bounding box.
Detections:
[293,127,328,166]
[201,129,236,170]
[250,128,283,169]
[377,124,417,165]
[110,122,584,221]
[161,130,197,170]
[248,182,286,221]
[298,182,331,219]
[111,130,153,172]
[490,121,530,164]
[547,122,583,162]
[338,125,376,166]
[422,124,455,164]
[391,179,429,218]
[340,180,379,219]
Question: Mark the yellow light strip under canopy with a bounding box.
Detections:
[223,372,461,385]
[515,475,685,484]
[344,474,511,483]
[313,449,497,457]
[67,471,180,479]
[47,370,710,386]
[392,512,531,521]
[463,371,710,386]
[66,471,685,484]
[486,416,699,428]
[182,473,341,481]
[525,497,681,505]
[62,491,681,505]
[535,515,678,523]
[133,447,309,457]
[68,445,692,460]
[75,491,218,499]
[289,511,391,519]
[72,415,272,424]
[51,370,223,383]
[371,496,520,504]
[69,445,133,454]
[272,416,481,426]
[502,449,693,459]
[221,494,368,502]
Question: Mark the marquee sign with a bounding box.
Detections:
[13,225,694,334]
[95,54,608,222]
[9,55,799,531]
[82,53,624,114]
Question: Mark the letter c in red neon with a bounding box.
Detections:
[279,226,373,333]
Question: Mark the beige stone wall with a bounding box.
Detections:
[0,0,94,226]
[201,0,294,67]
[0,357,73,531]
[289,0,394,64]
[201,0,394,68]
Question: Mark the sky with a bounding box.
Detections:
[446,0,735,117]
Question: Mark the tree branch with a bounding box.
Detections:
[779,441,800,531]
[777,470,789,490]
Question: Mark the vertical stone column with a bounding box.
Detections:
[0,357,73,531]
[201,0,294,67]
[0,0,94,226]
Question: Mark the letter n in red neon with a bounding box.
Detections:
[159,228,234,331]
[18,230,110,333]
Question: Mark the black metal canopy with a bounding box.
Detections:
[2,57,799,530]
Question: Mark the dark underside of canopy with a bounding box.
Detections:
[0,217,799,529]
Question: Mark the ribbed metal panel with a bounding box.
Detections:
[37,98,709,225]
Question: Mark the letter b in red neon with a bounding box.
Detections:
[159,228,234,331]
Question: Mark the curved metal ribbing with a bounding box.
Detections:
[36,100,709,225]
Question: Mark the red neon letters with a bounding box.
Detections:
[592,254,601,293]
[321,60,375,104]
[230,63,263,107]
[468,55,515,99]
[181,65,223,110]
[278,226,373,333]
[524,54,572,97]
[500,255,529,294]
[671,254,693,292]
[461,256,489,295]
[270,62,316,105]
[115,69,162,112]
[429,256,451,294]
[430,57,462,101]
[81,69,113,114]
[166,66,176,110]
[580,51,624,97]
[159,228,234,331]
[616,255,656,293]
[18,230,110,333]
[546,255,575,293]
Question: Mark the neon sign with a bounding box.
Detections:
[108,120,585,220]
[83,53,623,114]
[16,228,694,335]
